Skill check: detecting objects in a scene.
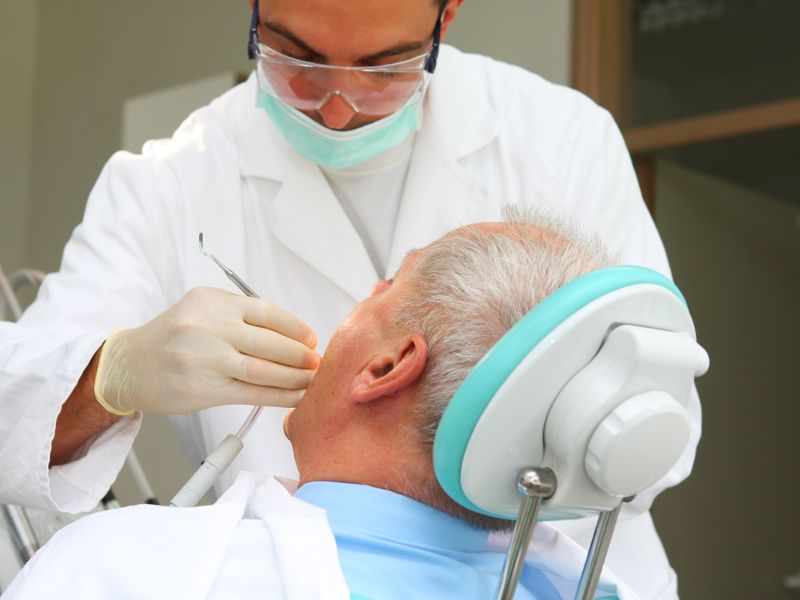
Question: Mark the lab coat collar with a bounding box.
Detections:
[235,73,290,182]
[383,45,499,277]
[235,74,380,301]
[422,44,499,160]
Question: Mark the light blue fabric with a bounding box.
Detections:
[296,482,563,600]
[256,90,422,169]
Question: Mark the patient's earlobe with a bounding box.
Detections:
[351,333,428,404]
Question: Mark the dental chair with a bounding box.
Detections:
[433,266,709,600]
[0,266,47,586]
[0,265,158,591]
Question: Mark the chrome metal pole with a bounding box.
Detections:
[495,468,557,600]
[2,505,39,563]
[126,450,159,504]
[575,501,623,600]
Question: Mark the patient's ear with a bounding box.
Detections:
[351,333,428,404]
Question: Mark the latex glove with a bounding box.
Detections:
[94,287,320,415]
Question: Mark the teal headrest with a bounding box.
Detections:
[432,265,685,516]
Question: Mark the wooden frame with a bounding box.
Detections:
[570,1,800,214]
[571,0,632,127]
[624,96,800,154]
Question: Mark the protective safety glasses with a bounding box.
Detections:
[246,0,443,117]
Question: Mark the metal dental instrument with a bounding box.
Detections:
[169,234,264,507]
[198,232,263,440]
[198,232,258,298]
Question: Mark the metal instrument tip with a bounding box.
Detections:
[198,232,210,258]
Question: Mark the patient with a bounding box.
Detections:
[5,208,636,599]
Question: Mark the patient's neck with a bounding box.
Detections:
[296,429,513,532]
[296,418,433,502]
[292,389,471,522]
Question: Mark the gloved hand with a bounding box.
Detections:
[93,287,320,415]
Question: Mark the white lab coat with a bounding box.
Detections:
[0,45,698,598]
[3,472,639,600]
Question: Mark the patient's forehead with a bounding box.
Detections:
[442,222,562,248]
[467,221,549,238]
[394,248,424,279]
[394,221,557,281]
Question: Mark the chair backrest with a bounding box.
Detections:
[433,266,709,520]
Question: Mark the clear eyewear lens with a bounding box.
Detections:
[256,44,429,116]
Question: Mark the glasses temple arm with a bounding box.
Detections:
[424,6,445,74]
[247,0,260,59]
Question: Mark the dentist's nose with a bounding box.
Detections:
[317,93,358,130]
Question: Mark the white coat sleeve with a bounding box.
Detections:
[560,106,702,514]
[0,147,184,512]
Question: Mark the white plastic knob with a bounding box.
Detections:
[585,391,691,497]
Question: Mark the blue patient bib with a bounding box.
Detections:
[295,482,562,600]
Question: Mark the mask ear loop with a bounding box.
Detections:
[424,5,446,74]
[247,0,260,60]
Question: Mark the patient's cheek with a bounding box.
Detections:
[325,321,359,358]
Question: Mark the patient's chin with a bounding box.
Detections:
[282,408,295,440]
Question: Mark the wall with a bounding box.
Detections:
[446,0,572,86]
[652,159,800,598]
[0,1,38,274]
[25,0,253,272]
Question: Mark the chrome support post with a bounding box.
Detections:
[575,501,623,600]
[2,505,39,563]
[495,467,557,600]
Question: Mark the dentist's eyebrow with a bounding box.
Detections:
[358,41,429,64]
[263,21,324,58]
[263,21,429,64]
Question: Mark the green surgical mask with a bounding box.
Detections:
[257,89,422,170]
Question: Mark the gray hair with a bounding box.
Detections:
[394,205,617,446]
[392,206,616,529]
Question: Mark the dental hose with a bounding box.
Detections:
[169,406,261,508]
[170,235,271,508]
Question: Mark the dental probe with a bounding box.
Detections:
[169,234,263,507]
[198,232,258,298]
